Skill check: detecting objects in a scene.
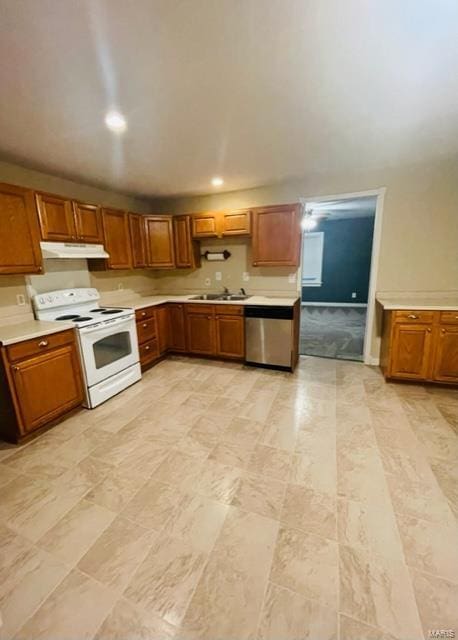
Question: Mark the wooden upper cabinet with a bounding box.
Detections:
[389,322,433,380]
[0,182,43,275]
[432,325,458,383]
[251,204,301,267]
[145,216,175,269]
[192,212,220,238]
[221,209,251,236]
[73,201,103,244]
[173,215,200,269]
[36,192,76,241]
[101,208,132,269]
[129,213,147,269]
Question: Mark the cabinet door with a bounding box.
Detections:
[186,313,216,355]
[156,305,170,355]
[102,209,132,269]
[389,323,432,380]
[0,183,43,274]
[36,192,76,241]
[252,204,301,266]
[145,216,175,268]
[215,314,245,359]
[432,325,458,383]
[10,345,83,434]
[129,214,147,268]
[191,213,220,238]
[222,210,251,236]
[168,304,187,352]
[73,201,103,243]
[173,215,200,269]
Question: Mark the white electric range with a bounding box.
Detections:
[33,288,141,408]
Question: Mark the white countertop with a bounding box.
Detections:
[376,295,458,311]
[102,293,300,310]
[0,320,74,347]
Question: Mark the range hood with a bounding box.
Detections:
[40,242,109,259]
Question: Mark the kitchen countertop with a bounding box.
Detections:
[102,294,300,310]
[0,320,74,347]
[376,295,458,311]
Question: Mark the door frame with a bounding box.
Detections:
[299,187,386,365]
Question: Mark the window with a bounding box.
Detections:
[301,231,324,287]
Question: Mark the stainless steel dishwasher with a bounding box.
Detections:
[245,305,294,370]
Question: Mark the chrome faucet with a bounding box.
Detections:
[223,286,230,294]
[239,287,246,295]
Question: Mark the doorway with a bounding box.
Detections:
[299,194,378,362]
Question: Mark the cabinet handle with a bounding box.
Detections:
[407,314,419,319]
[145,345,150,350]
[142,323,147,328]
[38,340,49,348]
[12,366,19,372]
[207,316,212,319]
[441,328,446,333]
[141,311,146,317]
[427,328,432,333]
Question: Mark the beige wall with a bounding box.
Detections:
[0,160,155,322]
[154,158,458,359]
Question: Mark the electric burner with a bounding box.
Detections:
[73,316,92,322]
[56,314,80,321]
[101,309,123,315]
[90,309,106,313]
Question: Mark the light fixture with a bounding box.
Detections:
[301,209,318,231]
[105,110,127,133]
[211,176,224,187]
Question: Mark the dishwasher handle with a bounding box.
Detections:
[244,305,294,320]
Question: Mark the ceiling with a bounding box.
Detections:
[306,196,377,219]
[0,0,457,198]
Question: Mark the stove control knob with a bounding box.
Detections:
[39,297,44,304]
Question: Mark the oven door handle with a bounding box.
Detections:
[79,315,135,335]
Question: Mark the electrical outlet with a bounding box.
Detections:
[351,292,357,299]
[205,278,211,287]
[118,282,124,291]
[288,273,296,284]
[215,272,222,281]
[16,294,25,306]
[242,272,250,282]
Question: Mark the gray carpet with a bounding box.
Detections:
[300,305,367,361]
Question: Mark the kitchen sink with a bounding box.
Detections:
[190,294,251,301]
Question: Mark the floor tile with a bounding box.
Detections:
[208,440,254,469]
[232,472,286,520]
[270,525,338,609]
[121,478,185,530]
[124,534,207,627]
[282,483,337,540]
[249,444,291,481]
[94,597,177,640]
[14,569,117,640]
[181,507,279,640]
[339,614,401,640]
[78,516,156,592]
[410,569,458,639]
[195,459,242,504]
[257,582,337,640]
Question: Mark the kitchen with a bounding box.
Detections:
[1,1,458,639]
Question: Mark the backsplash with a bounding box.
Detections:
[153,238,299,297]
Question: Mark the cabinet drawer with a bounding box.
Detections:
[135,306,156,321]
[214,305,244,316]
[136,317,157,344]
[139,338,159,366]
[6,329,76,363]
[394,310,434,324]
[440,311,458,325]
[185,304,215,315]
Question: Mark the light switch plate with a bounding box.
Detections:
[16,294,25,306]
[205,278,211,287]
[242,272,250,282]
[351,292,357,298]
[215,272,222,281]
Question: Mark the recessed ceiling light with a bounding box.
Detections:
[105,110,127,133]
[211,177,224,187]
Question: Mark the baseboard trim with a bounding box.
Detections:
[364,356,380,366]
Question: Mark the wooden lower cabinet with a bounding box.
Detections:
[168,304,187,352]
[186,308,217,356]
[381,309,458,385]
[0,330,84,443]
[432,325,458,382]
[156,305,170,354]
[215,313,245,360]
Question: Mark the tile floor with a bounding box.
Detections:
[0,356,457,639]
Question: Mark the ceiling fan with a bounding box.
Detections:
[301,208,330,231]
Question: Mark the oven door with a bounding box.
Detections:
[78,315,139,387]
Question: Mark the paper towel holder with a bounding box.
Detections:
[201,250,231,261]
